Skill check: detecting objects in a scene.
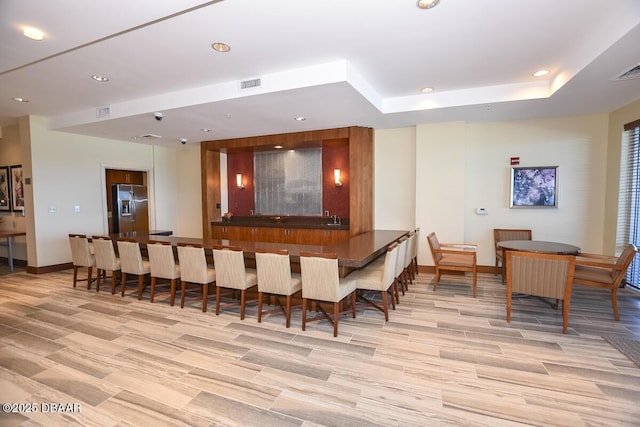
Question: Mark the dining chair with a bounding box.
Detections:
[68,234,96,289]
[91,235,120,294]
[505,250,575,334]
[347,243,398,321]
[493,228,532,268]
[427,232,478,297]
[299,251,357,337]
[394,237,408,296]
[573,243,638,321]
[176,243,216,312]
[254,248,302,328]
[146,240,180,305]
[404,232,416,284]
[212,245,258,319]
[116,238,151,298]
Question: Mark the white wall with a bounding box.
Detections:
[22,116,198,267]
[373,115,610,267]
[373,127,416,230]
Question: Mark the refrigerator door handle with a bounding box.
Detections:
[130,190,135,223]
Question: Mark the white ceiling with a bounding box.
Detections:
[1,0,640,147]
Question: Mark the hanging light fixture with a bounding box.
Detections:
[417,0,440,9]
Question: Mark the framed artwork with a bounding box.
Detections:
[10,165,24,212]
[0,166,9,211]
[510,166,558,208]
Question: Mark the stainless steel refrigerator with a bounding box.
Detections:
[111,184,149,234]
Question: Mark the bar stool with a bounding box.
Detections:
[255,248,302,328]
[91,235,120,294]
[68,234,96,289]
[146,240,180,305]
[299,251,356,337]
[176,243,216,312]
[212,245,258,320]
[116,238,151,298]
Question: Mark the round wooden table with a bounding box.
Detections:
[497,240,581,255]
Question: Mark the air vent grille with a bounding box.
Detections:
[240,78,261,89]
[614,64,640,81]
[96,105,111,118]
[139,134,162,139]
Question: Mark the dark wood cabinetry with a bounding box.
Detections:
[211,224,349,246]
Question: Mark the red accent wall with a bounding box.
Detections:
[227,151,255,216]
[227,146,350,217]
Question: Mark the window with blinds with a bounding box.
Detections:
[254,148,322,216]
[616,118,640,288]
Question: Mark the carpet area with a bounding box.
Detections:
[603,335,640,368]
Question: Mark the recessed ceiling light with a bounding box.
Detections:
[294,116,306,121]
[274,145,284,149]
[417,0,440,9]
[420,87,434,93]
[12,97,29,103]
[533,69,549,77]
[23,26,44,41]
[91,74,109,82]
[201,128,212,132]
[211,42,230,53]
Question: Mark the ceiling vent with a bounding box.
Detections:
[614,64,640,81]
[96,105,111,118]
[139,134,162,139]
[240,78,261,89]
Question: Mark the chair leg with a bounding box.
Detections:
[611,287,620,321]
[111,271,117,294]
[301,298,307,331]
[333,302,339,337]
[96,268,102,292]
[180,281,186,308]
[240,289,246,320]
[433,268,440,291]
[150,277,157,303]
[72,266,78,288]
[285,295,292,328]
[203,284,208,312]
[170,279,176,306]
[215,286,221,315]
[381,291,389,321]
[562,298,570,334]
[87,267,93,290]
[393,279,400,304]
[389,287,396,311]
[121,272,127,297]
[258,292,263,323]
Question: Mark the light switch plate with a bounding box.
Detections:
[476,207,488,215]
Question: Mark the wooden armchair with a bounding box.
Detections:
[573,244,638,321]
[427,232,478,297]
[506,251,575,333]
[494,228,532,268]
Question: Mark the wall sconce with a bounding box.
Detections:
[334,169,342,187]
[236,173,244,189]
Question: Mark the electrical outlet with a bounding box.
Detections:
[48,206,56,213]
[74,205,80,213]
[324,210,330,216]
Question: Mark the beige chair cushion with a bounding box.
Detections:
[147,242,180,280]
[69,235,95,268]
[300,254,356,302]
[177,245,216,284]
[92,237,119,271]
[117,240,151,275]
[213,247,257,290]
[351,244,398,292]
[255,251,302,296]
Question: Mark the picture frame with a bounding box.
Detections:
[0,166,10,211]
[10,165,24,212]
[510,166,558,208]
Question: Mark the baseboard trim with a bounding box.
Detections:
[26,262,72,275]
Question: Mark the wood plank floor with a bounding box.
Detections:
[1,267,639,426]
